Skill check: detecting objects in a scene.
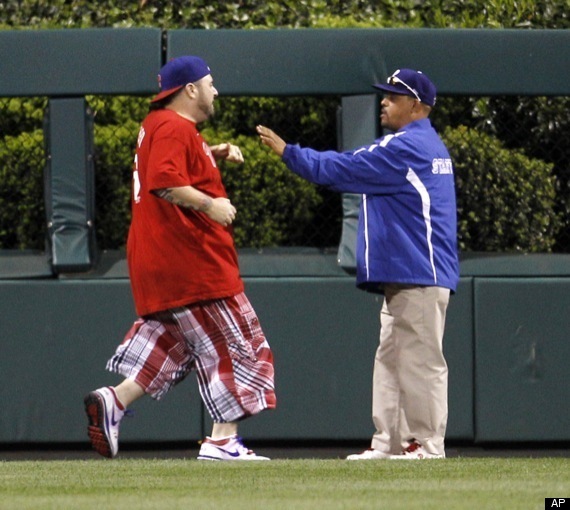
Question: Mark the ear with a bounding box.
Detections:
[185,83,197,98]
[411,99,430,118]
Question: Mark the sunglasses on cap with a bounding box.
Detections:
[388,75,421,102]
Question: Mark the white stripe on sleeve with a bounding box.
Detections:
[406,168,437,284]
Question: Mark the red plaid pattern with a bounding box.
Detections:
[107,292,276,423]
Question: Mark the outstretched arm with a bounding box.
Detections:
[257,124,385,194]
[256,125,286,157]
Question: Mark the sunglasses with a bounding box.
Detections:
[388,75,421,102]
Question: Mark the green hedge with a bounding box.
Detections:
[0,0,568,252]
[0,94,564,252]
[0,128,45,249]
[86,93,562,251]
[203,127,323,247]
[443,126,559,252]
[1,0,568,29]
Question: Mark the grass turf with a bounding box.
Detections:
[1,457,569,509]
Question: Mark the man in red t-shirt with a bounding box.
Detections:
[84,56,276,461]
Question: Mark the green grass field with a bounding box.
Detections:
[1,457,569,509]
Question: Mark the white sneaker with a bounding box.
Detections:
[346,448,391,460]
[197,435,270,461]
[84,386,125,459]
[390,441,444,459]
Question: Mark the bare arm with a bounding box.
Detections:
[153,186,237,227]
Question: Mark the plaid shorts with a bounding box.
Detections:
[106,292,276,423]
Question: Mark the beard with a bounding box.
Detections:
[198,99,215,120]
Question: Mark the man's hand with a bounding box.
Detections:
[210,143,244,164]
[256,125,286,157]
[204,197,237,227]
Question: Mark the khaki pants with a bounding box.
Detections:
[371,285,450,456]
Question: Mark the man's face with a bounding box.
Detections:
[380,93,418,131]
[194,74,218,120]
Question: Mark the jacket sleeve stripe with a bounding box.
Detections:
[405,168,437,284]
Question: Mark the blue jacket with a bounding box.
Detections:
[282,118,460,293]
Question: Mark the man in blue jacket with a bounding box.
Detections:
[257,68,459,459]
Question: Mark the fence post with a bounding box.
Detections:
[44,98,96,273]
[336,94,379,272]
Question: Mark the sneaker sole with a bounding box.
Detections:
[197,455,270,461]
[84,392,114,459]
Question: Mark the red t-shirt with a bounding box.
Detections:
[127,109,244,316]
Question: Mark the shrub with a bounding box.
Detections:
[0,129,45,249]
[0,98,47,137]
[442,125,560,252]
[202,127,323,248]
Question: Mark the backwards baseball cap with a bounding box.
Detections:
[151,56,211,103]
[373,69,437,107]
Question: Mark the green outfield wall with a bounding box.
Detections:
[1,252,569,444]
[1,29,569,446]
